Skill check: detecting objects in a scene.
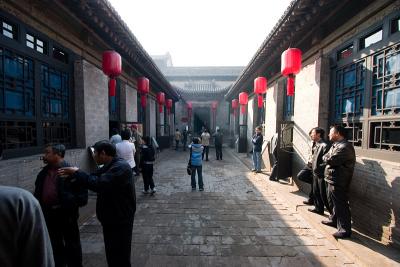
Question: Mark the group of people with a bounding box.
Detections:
[298,125,355,239]
[13,126,156,267]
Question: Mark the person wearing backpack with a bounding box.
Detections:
[140,136,156,195]
[189,137,204,191]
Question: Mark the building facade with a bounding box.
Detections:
[0,0,178,190]
[225,0,400,247]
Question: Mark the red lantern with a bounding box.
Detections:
[211,101,218,110]
[166,99,173,115]
[187,102,193,110]
[102,51,122,97]
[281,48,302,96]
[239,92,248,114]
[232,99,239,117]
[156,92,165,113]
[137,77,150,94]
[254,77,267,108]
[187,101,193,120]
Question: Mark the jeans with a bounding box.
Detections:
[252,149,262,171]
[191,165,203,189]
[215,145,222,160]
[202,146,209,160]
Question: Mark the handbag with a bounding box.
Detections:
[187,147,192,175]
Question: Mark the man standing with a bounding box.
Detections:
[175,129,181,150]
[269,132,279,180]
[307,127,332,215]
[0,186,54,267]
[182,129,188,151]
[322,125,355,239]
[213,128,223,160]
[201,129,211,161]
[34,144,88,267]
[252,126,263,173]
[58,141,136,267]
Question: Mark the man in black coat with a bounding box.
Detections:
[307,127,332,215]
[34,144,88,267]
[59,140,136,267]
[322,125,355,239]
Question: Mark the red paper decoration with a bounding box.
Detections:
[254,77,267,108]
[102,51,122,97]
[281,48,302,96]
[239,92,248,114]
[156,92,165,113]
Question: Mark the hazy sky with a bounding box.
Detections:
[109,0,293,67]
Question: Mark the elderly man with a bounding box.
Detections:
[322,125,355,239]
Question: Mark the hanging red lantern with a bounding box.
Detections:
[187,101,193,119]
[137,77,150,107]
[166,99,173,115]
[156,92,165,113]
[137,77,150,94]
[281,48,302,96]
[239,92,248,114]
[232,99,239,117]
[254,77,267,108]
[211,101,218,110]
[102,51,122,97]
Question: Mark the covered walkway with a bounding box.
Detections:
[80,149,357,266]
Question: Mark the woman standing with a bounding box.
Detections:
[189,138,204,191]
[140,136,156,194]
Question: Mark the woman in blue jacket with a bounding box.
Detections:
[189,137,204,191]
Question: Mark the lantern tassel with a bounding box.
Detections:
[140,94,147,108]
[109,79,116,97]
[159,104,163,113]
[241,105,246,114]
[257,94,263,108]
[234,109,237,117]
[287,75,295,96]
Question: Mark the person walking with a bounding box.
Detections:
[307,127,332,216]
[213,128,223,160]
[201,129,211,161]
[131,125,142,176]
[174,129,181,151]
[182,129,188,151]
[0,186,55,267]
[189,137,204,191]
[34,144,88,267]
[116,129,136,175]
[58,140,136,267]
[140,136,156,195]
[252,126,263,173]
[322,125,355,239]
[109,128,122,145]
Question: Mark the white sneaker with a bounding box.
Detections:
[142,190,149,194]
[150,188,156,194]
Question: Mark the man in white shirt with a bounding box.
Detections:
[116,129,136,172]
[201,129,211,161]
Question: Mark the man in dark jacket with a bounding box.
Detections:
[34,144,88,267]
[322,125,355,239]
[58,140,136,267]
[307,127,332,215]
[252,126,263,173]
[213,128,223,160]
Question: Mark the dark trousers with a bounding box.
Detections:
[191,165,203,189]
[133,150,140,174]
[297,167,313,200]
[142,164,155,191]
[175,140,179,150]
[269,153,278,181]
[313,176,332,214]
[202,146,209,160]
[328,184,352,234]
[102,222,134,267]
[183,140,187,151]
[43,208,82,267]
[215,145,222,160]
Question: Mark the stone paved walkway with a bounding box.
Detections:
[81,148,357,267]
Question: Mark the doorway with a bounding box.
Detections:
[193,107,210,136]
